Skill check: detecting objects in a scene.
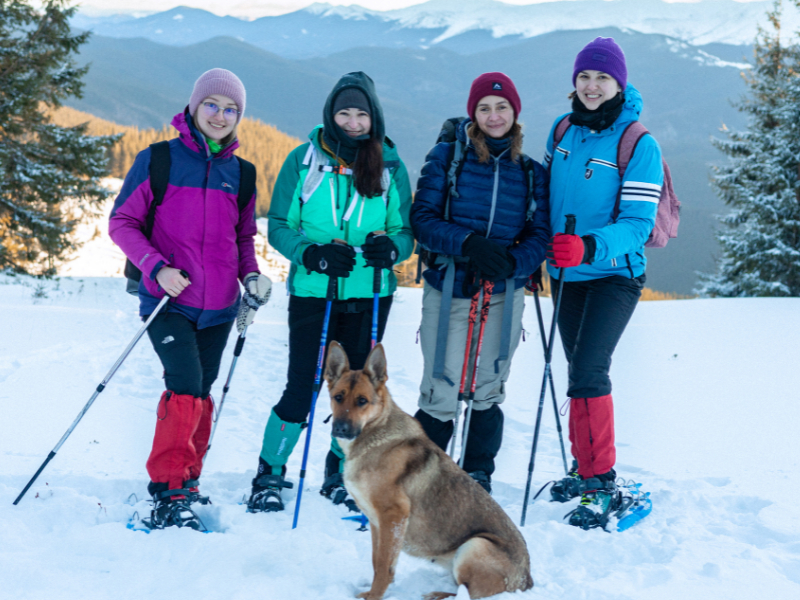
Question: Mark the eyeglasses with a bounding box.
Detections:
[202,101,240,121]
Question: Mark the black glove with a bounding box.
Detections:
[462,235,515,282]
[303,243,356,278]
[362,233,398,269]
[525,265,543,292]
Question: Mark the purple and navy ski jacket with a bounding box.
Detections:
[109,111,259,328]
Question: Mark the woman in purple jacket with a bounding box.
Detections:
[109,69,270,530]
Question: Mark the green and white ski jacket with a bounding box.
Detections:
[267,125,413,300]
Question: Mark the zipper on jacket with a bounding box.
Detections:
[585,158,618,170]
[485,153,504,239]
[329,179,338,228]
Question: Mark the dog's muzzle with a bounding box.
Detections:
[332,418,360,440]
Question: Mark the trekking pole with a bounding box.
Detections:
[292,275,337,529]
[371,267,381,349]
[369,231,386,350]
[449,279,481,459]
[205,273,272,464]
[532,279,569,475]
[520,215,576,526]
[14,289,175,506]
[203,326,247,465]
[458,279,494,469]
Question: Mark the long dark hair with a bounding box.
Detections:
[352,137,384,198]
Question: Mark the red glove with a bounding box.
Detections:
[547,233,585,268]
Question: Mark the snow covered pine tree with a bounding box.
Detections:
[700,0,800,297]
[0,0,118,276]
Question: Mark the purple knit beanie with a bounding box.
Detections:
[188,68,246,123]
[572,37,627,91]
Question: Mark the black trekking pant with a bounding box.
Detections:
[552,274,644,398]
[273,294,393,424]
[146,312,233,398]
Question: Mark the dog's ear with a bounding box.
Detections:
[363,343,388,386]
[325,340,350,387]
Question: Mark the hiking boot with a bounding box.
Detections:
[551,460,581,502]
[247,472,294,513]
[563,475,624,531]
[468,471,492,495]
[142,490,207,531]
[320,472,360,513]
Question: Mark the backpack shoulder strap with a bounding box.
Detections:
[236,156,257,213]
[616,122,649,179]
[444,138,466,221]
[145,140,171,239]
[553,115,572,147]
[612,122,652,222]
[301,144,329,204]
[519,153,538,220]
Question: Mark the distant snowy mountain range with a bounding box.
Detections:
[70,0,799,58]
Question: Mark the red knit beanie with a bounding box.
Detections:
[467,72,521,120]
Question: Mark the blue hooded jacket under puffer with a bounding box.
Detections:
[411,119,551,298]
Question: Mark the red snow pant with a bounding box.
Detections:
[568,395,615,479]
[146,391,214,490]
[144,312,232,490]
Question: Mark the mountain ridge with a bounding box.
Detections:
[69,0,796,58]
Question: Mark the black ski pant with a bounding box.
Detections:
[146,312,233,399]
[552,274,644,398]
[273,294,393,424]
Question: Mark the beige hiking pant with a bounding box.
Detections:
[417,282,525,421]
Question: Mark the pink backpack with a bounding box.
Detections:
[553,116,680,248]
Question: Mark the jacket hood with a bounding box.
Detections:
[619,83,643,124]
[455,118,471,144]
[322,71,385,146]
[171,110,239,159]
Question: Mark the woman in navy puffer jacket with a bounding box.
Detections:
[411,72,550,493]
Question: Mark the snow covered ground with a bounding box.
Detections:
[1,187,799,599]
[1,268,798,599]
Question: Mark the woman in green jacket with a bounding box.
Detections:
[247,72,413,513]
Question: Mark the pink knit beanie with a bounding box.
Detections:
[188,68,246,123]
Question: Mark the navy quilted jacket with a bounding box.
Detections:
[411,119,550,298]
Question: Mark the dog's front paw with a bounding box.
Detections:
[356,591,383,600]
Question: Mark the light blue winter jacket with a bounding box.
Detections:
[544,84,663,282]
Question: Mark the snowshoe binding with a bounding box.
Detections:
[141,485,210,531]
[320,472,360,513]
[247,473,294,513]
[564,472,646,531]
[550,460,582,502]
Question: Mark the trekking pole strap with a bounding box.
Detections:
[432,259,457,386]
[494,278,516,373]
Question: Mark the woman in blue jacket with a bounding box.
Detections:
[412,72,550,494]
[545,37,663,529]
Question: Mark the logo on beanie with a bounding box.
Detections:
[592,53,608,63]
[492,82,503,90]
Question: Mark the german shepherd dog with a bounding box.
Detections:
[325,341,533,600]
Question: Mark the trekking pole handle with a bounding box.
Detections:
[326,275,337,301]
[564,214,576,236]
[373,266,381,294]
